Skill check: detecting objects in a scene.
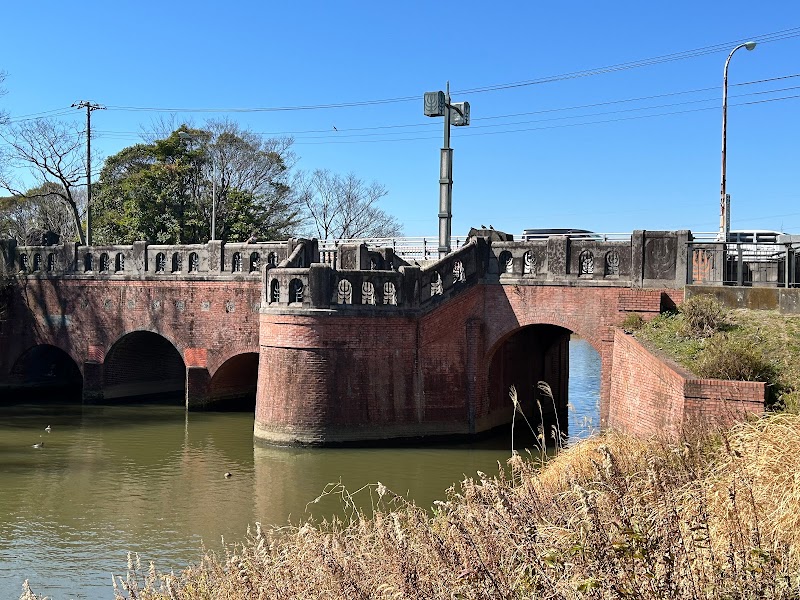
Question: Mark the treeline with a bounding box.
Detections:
[0,116,401,245]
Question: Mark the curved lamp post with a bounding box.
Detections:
[719,41,756,241]
[178,131,217,241]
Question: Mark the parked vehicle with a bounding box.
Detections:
[521,228,598,241]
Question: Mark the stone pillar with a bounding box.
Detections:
[208,240,224,273]
[338,243,369,270]
[0,239,18,276]
[131,241,148,275]
[308,264,333,308]
[304,238,320,264]
[398,266,420,308]
[546,235,569,279]
[631,230,645,287]
[186,367,211,409]
[82,361,104,403]
[674,230,691,287]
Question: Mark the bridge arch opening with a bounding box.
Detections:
[208,352,259,411]
[102,331,185,404]
[486,324,600,445]
[8,345,83,403]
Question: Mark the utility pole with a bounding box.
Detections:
[72,100,105,246]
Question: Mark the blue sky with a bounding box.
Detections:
[2,1,799,237]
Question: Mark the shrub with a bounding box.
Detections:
[695,335,776,384]
[620,312,644,333]
[679,294,727,338]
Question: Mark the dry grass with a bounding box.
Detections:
[26,413,799,600]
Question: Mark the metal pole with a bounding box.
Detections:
[86,105,92,246]
[719,42,756,242]
[211,161,217,241]
[438,82,453,259]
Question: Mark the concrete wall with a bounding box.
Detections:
[609,329,765,439]
[686,284,800,314]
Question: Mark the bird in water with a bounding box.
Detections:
[224,472,232,478]
[33,442,44,449]
[44,425,51,433]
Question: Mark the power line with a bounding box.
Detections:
[289,92,800,145]
[98,26,800,115]
[455,27,800,95]
[87,73,800,144]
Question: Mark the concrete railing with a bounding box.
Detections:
[1,239,317,279]
[264,231,692,311]
[264,239,485,310]
[490,230,690,288]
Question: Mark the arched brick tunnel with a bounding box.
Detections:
[102,331,185,403]
[487,324,571,442]
[207,353,259,410]
[7,345,83,403]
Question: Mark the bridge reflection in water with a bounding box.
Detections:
[0,337,600,599]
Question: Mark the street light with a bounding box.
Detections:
[424,83,470,258]
[178,131,217,241]
[719,41,756,241]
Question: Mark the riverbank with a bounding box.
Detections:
[24,412,799,599]
[632,295,800,410]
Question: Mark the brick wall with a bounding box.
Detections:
[609,329,764,439]
[255,284,678,445]
[2,278,262,403]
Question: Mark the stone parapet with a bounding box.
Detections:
[6,240,294,279]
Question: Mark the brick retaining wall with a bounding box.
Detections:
[609,329,765,439]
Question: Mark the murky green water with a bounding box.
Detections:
[0,339,599,599]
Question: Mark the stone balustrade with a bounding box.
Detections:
[0,239,314,279]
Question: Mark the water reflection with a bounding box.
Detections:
[0,337,600,599]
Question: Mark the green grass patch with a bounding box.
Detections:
[635,296,800,410]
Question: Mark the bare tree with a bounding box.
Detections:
[0,182,83,243]
[0,118,86,244]
[298,169,402,240]
[0,70,8,126]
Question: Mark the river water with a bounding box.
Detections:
[0,338,600,599]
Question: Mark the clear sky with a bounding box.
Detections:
[2,1,799,238]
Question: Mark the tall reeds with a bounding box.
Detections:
[76,410,800,600]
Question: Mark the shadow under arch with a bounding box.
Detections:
[6,344,83,403]
[206,352,259,411]
[485,323,576,446]
[102,331,185,404]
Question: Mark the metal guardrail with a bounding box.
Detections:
[318,232,634,263]
[318,236,470,263]
[689,241,799,288]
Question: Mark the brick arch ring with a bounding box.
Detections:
[484,309,606,362]
[99,328,187,366]
[206,344,260,379]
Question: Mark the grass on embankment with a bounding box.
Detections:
[629,295,800,411]
[22,413,800,600]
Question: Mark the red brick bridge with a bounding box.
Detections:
[0,231,764,444]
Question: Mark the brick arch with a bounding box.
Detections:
[207,343,259,379]
[10,343,84,378]
[103,328,187,364]
[485,308,606,362]
[9,343,84,389]
[101,330,186,402]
